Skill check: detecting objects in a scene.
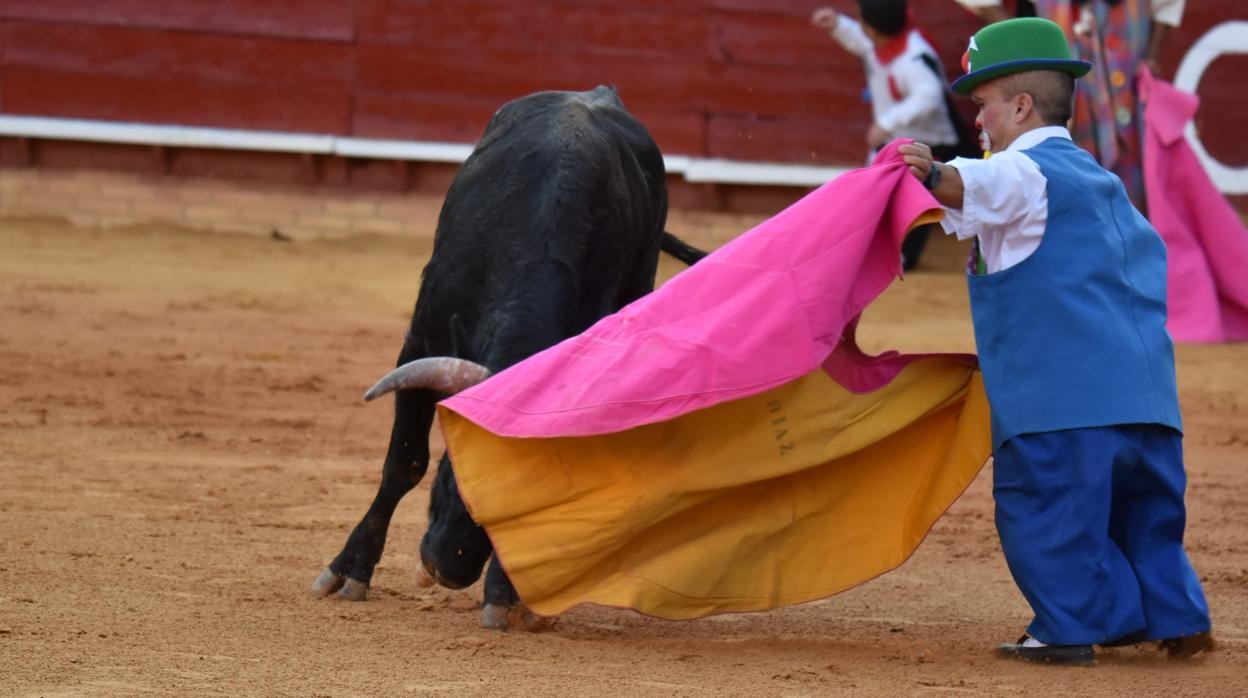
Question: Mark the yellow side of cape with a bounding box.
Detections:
[438,358,991,620]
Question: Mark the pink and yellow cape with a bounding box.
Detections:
[437,141,992,620]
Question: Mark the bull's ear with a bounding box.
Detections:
[364,357,491,401]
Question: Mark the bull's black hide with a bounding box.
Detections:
[312,86,705,628]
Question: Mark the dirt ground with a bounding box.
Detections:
[1,212,1245,697]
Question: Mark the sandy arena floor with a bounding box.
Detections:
[1,213,1245,696]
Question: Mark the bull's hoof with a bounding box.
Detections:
[480,604,510,631]
[311,567,369,601]
[311,567,345,597]
[337,577,369,601]
[516,608,558,633]
[479,604,557,632]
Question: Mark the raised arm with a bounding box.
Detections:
[811,7,872,58]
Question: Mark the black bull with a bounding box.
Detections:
[311,86,706,629]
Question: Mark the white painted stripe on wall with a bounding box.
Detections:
[333,137,473,163]
[0,114,812,186]
[683,158,849,187]
[0,116,335,154]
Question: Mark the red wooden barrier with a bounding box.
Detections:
[1,1,1243,172]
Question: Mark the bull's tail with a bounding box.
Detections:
[660,231,709,266]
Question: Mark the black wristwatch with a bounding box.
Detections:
[923,163,943,190]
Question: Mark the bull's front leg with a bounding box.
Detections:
[480,555,555,631]
[310,472,414,601]
[479,555,519,629]
[311,390,434,601]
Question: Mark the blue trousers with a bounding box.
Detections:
[993,424,1210,645]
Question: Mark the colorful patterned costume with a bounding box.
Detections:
[1034,1,1149,208]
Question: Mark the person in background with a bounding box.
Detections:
[898,17,1212,665]
[953,0,1186,212]
[811,0,977,271]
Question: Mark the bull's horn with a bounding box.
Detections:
[363,357,492,401]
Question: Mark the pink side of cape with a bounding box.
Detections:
[440,141,975,438]
[1140,68,1248,343]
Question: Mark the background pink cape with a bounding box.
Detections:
[1141,68,1248,343]
[441,141,974,435]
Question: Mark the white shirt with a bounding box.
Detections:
[829,16,959,146]
[952,0,1184,26]
[940,127,1074,273]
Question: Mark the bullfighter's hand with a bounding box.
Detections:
[898,142,934,181]
[811,7,839,30]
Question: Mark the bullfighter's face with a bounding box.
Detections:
[419,453,492,588]
[971,80,1025,152]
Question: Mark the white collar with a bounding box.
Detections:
[1004,126,1073,153]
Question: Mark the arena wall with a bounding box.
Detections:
[1,0,1244,233]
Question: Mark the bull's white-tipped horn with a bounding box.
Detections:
[363,357,492,401]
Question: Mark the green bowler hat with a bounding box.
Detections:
[951,17,1092,95]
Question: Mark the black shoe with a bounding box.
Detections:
[997,635,1095,666]
[1161,631,1214,659]
[1100,629,1150,648]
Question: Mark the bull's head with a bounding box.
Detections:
[364,357,494,589]
[419,452,491,588]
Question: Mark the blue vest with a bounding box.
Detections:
[967,137,1182,451]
